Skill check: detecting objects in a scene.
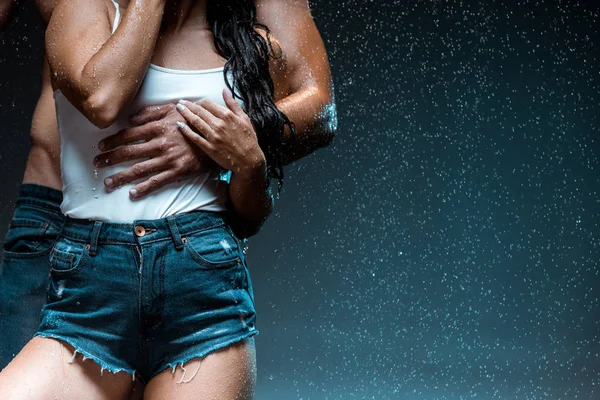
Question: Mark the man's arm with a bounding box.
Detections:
[46,0,166,128]
[256,0,338,165]
[0,0,22,32]
[95,0,338,237]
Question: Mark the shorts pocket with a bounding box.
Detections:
[3,208,62,258]
[183,225,242,270]
[49,237,89,277]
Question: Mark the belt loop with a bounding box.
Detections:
[89,221,103,257]
[167,216,184,251]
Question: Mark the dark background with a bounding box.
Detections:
[1,1,599,399]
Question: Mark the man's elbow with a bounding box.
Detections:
[320,102,338,147]
[313,93,338,148]
[81,90,123,129]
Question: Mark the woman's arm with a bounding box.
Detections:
[175,92,273,227]
[256,0,337,165]
[91,1,337,201]
[45,0,166,128]
[174,27,321,237]
[228,159,272,227]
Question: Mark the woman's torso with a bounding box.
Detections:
[56,0,241,222]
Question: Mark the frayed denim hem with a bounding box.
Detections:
[152,329,259,383]
[33,333,139,381]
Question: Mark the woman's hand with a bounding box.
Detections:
[175,89,266,178]
[177,89,273,227]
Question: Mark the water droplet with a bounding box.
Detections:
[94,170,98,178]
[92,188,96,191]
[94,195,99,199]
[92,144,95,148]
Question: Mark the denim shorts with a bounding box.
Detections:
[34,210,258,383]
[0,184,65,368]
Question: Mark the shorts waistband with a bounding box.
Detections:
[16,184,63,212]
[61,211,229,250]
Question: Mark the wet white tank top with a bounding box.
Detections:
[55,0,238,222]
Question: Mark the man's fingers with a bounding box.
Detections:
[129,104,173,126]
[222,88,246,118]
[176,121,213,154]
[130,170,180,199]
[103,158,165,189]
[94,142,155,168]
[98,124,156,151]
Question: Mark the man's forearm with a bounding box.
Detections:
[277,85,337,165]
[46,0,166,128]
[256,0,338,165]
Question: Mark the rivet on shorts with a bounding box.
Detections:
[85,244,91,250]
[182,237,188,243]
[237,258,242,264]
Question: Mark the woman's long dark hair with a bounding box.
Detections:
[207,1,293,190]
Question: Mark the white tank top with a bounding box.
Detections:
[55,0,239,222]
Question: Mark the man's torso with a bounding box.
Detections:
[23,0,61,190]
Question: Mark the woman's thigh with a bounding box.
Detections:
[0,337,136,400]
[143,337,256,400]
